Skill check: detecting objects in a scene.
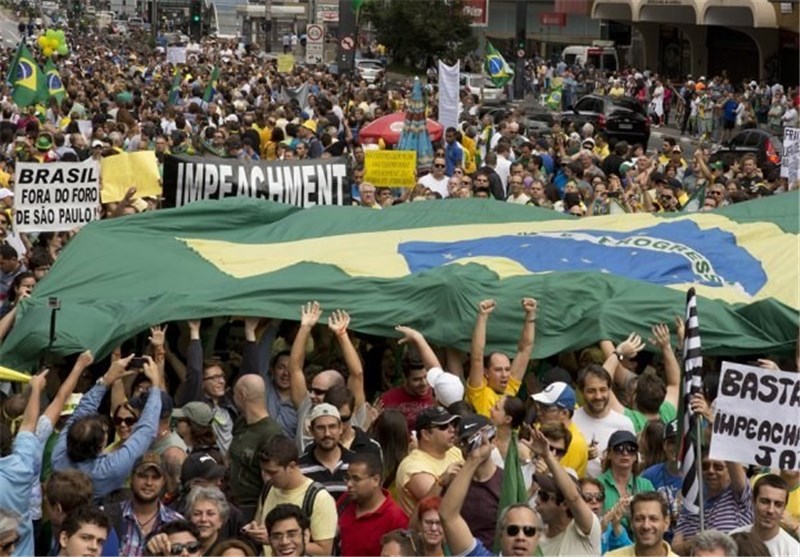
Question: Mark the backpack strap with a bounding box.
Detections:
[301,481,324,518]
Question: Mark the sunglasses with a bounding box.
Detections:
[613,444,638,455]
[310,387,328,396]
[505,524,537,537]
[114,416,137,427]
[433,164,445,169]
[582,492,604,503]
[0,536,19,553]
[538,491,558,503]
[429,422,454,431]
[169,541,202,555]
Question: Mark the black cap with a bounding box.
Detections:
[664,420,679,439]
[415,406,459,432]
[181,452,226,485]
[608,429,638,449]
[458,414,491,441]
[130,390,174,420]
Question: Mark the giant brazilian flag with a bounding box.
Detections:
[1,195,797,369]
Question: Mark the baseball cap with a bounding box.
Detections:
[308,402,340,423]
[531,382,576,410]
[181,451,226,485]
[134,452,165,474]
[426,367,465,407]
[458,414,491,442]
[664,420,679,440]
[608,429,638,449]
[0,188,14,200]
[582,138,595,148]
[619,161,634,174]
[672,145,683,154]
[91,139,105,148]
[130,390,174,420]
[60,393,82,416]
[709,160,725,171]
[415,406,459,432]
[172,401,214,426]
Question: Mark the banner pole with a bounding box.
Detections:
[695,417,705,532]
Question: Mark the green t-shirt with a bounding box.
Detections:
[624,401,677,433]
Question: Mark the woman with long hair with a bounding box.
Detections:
[638,420,667,471]
[0,271,35,318]
[598,430,654,537]
[369,409,409,495]
[173,401,220,458]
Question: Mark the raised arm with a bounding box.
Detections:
[19,370,48,433]
[395,325,442,370]
[440,436,493,555]
[530,427,596,535]
[601,334,645,414]
[649,323,680,409]
[469,299,496,389]
[233,317,261,382]
[510,298,537,382]
[329,310,365,410]
[727,460,748,499]
[175,320,202,406]
[289,301,321,408]
[43,350,93,426]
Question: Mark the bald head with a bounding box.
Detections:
[235,374,267,401]
[309,370,346,405]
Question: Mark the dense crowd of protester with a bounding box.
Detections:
[0,20,797,557]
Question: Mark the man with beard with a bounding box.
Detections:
[605,492,678,556]
[440,434,541,556]
[298,404,355,499]
[106,453,183,556]
[572,364,636,478]
[266,505,312,557]
[730,475,800,556]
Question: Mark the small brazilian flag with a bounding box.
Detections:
[44,58,66,104]
[10,43,46,107]
[546,84,563,111]
[167,67,182,106]
[203,65,219,103]
[484,42,514,88]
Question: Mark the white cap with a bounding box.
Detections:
[426,367,464,407]
[0,188,14,200]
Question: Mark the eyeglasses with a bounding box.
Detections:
[114,416,137,427]
[702,461,726,472]
[505,525,537,537]
[433,164,445,169]
[613,444,638,455]
[582,492,605,503]
[169,541,202,555]
[422,519,442,529]
[0,536,19,553]
[708,190,724,196]
[310,387,328,396]
[203,374,225,383]
[538,491,557,503]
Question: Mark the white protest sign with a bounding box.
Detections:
[781,127,799,183]
[305,24,324,65]
[166,46,187,65]
[13,159,101,233]
[76,120,93,139]
[710,361,800,470]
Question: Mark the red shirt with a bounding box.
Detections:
[380,387,435,431]
[338,490,409,557]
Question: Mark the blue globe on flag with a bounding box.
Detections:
[48,73,63,90]
[16,60,34,81]
[487,55,504,77]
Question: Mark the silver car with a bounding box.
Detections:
[355,59,384,84]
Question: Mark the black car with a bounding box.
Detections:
[710,128,783,175]
[560,95,651,146]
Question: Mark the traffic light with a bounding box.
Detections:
[189,0,202,39]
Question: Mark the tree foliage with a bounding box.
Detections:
[362,0,478,68]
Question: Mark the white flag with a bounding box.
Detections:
[438,60,460,132]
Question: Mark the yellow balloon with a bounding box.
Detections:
[43,46,54,57]
[49,38,59,49]
[37,35,48,47]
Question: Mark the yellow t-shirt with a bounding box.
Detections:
[395,446,464,516]
[255,477,337,556]
[466,377,522,417]
[605,541,679,556]
[563,421,589,478]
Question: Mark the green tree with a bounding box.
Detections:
[363,0,477,68]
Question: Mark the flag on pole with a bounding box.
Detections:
[484,42,514,88]
[5,42,23,86]
[167,67,182,106]
[10,43,47,107]
[203,65,219,102]
[494,431,528,551]
[44,58,66,104]
[546,84,563,111]
[679,287,704,515]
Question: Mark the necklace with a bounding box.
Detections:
[135,508,159,531]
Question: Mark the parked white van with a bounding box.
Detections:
[562,40,618,73]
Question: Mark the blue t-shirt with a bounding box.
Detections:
[642,462,682,541]
[723,100,738,122]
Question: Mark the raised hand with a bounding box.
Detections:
[674,315,685,347]
[327,309,350,337]
[300,301,322,328]
[478,299,496,315]
[141,355,162,387]
[104,354,135,385]
[29,369,49,392]
[394,325,420,345]
[148,325,167,348]
[617,333,645,359]
[77,349,94,368]
[528,426,552,458]
[521,297,538,317]
[648,323,671,350]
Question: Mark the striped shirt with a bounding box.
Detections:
[298,444,355,499]
[675,483,753,537]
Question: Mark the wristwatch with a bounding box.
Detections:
[96,376,107,387]
[613,351,624,361]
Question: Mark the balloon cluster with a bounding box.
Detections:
[37,29,69,57]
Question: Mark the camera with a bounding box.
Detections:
[467,426,497,453]
[129,357,147,369]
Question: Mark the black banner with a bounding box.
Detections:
[162,155,351,208]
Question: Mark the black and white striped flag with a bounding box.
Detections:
[679,287,704,514]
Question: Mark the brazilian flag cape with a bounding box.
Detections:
[1,195,797,369]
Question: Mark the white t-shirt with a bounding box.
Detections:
[572,407,635,478]
[538,515,602,557]
[419,173,450,198]
[730,524,800,557]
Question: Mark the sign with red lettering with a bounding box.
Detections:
[540,12,567,26]
[463,0,489,26]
